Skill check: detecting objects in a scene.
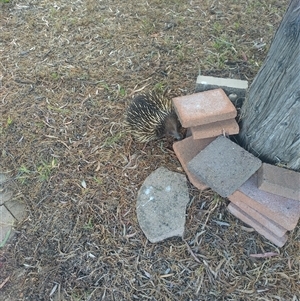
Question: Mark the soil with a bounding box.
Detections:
[1,0,299,300]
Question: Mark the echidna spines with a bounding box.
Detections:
[126,91,181,143]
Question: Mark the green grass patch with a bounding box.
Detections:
[37,158,58,181]
[103,132,123,147]
[83,218,94,230]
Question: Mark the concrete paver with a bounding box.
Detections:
[187,136,262,197]
[195,75,248,106]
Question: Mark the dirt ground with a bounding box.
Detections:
[1,0,299,300]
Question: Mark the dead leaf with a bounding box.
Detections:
[0,277,10,290]
[250,252,279,258]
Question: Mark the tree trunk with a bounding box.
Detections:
[239,0,300,171]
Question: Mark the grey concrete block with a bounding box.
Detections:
[136,167,189,243]
[187,136,262,197]
[195,75,248,107]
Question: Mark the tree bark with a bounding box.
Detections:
[239,0,300,171]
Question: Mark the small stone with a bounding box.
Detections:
[136,167,189,243]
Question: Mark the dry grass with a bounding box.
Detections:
[0,0,299,300]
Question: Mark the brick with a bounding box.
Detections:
[196,75,248,105]
[187,136,261,197]
[229,197,287,237]
[173,136,215,190]
[228,173,300,230]
[190,119,239,139]
[172,89,237,128]
[257,163,300,201]
[228,203,288,247]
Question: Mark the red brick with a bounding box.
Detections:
[257,163,300,201]
[228,174,300,230]
[190,119,239,139]
[228,203,288,247]
[173,136,215,190]
[229,197,287,237]
[172,89,237,128]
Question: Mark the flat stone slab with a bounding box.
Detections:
[172,89,237,128]
[5,199,27,221]
[0,205,15,247]
[228,203,288,248]
[190,118,239,139]
[0,190,13,206]
[229,173,300,230]
[196,75,248,106]
[0,172,26,246]
[0,173,12,205]
[173,136,215,190]
[188,136,262,197]
[136,167,189,243]
[257,163,300,201]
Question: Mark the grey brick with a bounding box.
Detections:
[187,136,261,197]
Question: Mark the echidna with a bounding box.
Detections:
[126,91,182,143]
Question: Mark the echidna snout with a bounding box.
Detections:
[164,115,182,141]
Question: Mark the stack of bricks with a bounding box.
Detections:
[172,85,300,247]
[228,164,300,247]
[172,88,239,190]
